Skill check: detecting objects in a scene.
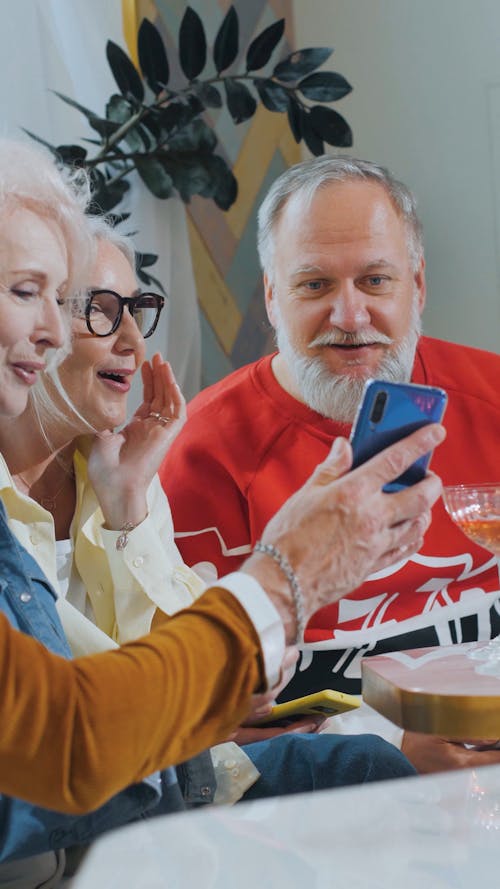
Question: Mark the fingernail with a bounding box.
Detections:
[426,424,446,444]
[331,437,344,458]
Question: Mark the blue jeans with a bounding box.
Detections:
[242,733,416,800]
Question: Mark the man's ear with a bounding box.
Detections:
[263,273,278,328]
[415,256,426,314]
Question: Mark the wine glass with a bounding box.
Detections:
[442,483,500,673]
[442,483,500,556]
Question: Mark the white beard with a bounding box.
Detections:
[274,300,422,423]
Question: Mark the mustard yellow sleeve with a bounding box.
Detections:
[0,587,264,814]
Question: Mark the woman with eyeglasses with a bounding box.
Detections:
[0,222,205,651]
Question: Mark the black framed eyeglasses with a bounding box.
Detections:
[85,289,165,339]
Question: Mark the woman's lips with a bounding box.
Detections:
[11,361,45,386]
[97,369,133,393]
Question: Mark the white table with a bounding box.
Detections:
[73,764,500,888]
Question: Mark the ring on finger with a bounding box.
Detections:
[148,412,173,425]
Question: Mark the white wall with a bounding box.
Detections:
[294,0,500,353]
[0,0,201,404]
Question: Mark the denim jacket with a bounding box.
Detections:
[0,502,197,865]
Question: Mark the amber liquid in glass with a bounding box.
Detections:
[455,517,500,555]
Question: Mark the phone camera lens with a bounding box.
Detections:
[370,390,387,424]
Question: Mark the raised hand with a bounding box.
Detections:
[243,423,446,644]
[88,354,186,530]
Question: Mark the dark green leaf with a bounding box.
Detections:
[105,96,147,150]
[300,111,324,155]
[224,78,257,123]
[124,126,146,153]
[138,19,170,93]
[50,90,120,138]
[246,19,284,71]
[90,176,130,214]
[298,71,352,102]
[154,100,189,134]
[24,130,89,166]
[179,7,207,80]
[50,91,98,121]
[141,112,162,140]
[136,124,154,151]
[187,94,204,115]
[106,212,131,227]
[106,94,133,125]
[192,83,222,109]
[136,264,166,294]
[164,157,214,202]
[255,78,289,112]
[273,47,332,83]
[213,6,239,73]
[54,144,88,165]
[205,154,237,210]
[88,118,123,139]
[106,40,144,101]
[309,105,352,146]
[287,98,302,142]
[23,129,61,158]
[136,252,158,268]
[168,118,217,154]
[154,97,201,136]
[135,157,174,198]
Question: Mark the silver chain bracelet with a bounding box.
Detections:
[254,541,306,644]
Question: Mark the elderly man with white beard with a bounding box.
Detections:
[160,156,500,775]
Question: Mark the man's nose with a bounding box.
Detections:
[328,284,371,331]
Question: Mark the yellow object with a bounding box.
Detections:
[257,688,361,724]
[187,218,242,353]
[121,0,140,68]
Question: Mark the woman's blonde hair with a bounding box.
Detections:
[0,138,93,299]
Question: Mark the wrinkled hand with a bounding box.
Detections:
[88,354,186,529]
[227,646,325,742]
[243,424,446,643]
[401,731,500,773]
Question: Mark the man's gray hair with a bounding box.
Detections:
[257,155,424,281]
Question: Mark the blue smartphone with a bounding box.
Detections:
[350,379,448,492]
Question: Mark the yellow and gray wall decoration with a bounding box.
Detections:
[122,0,300,388]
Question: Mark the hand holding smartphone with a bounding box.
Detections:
[350,379,447,492]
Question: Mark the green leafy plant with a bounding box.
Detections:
[26,5,353,220]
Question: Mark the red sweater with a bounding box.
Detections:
[161,337,500,693]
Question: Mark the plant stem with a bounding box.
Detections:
[91,74,301,165]
[94,109,145,159]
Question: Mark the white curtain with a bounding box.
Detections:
[0,0,201,405]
